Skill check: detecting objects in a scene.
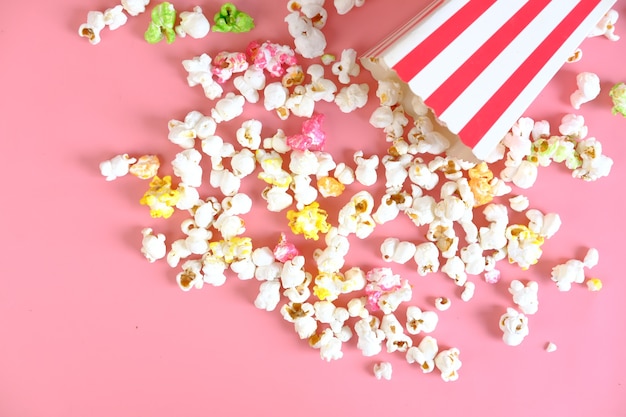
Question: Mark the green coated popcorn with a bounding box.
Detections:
[145,2,177,44]
[609,82,626,117]
[212,3,255,33]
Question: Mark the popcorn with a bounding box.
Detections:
[381,313,413,353]
[551,259,585,291]
[583,248,599,269]
[281,255,307,289]
[171,149,203,187]
[254,279,282,311]
[435,348,462,382]
[406,335,438,373]
[100,154,137,181]
[434,297,451,311]
[413,242,440,276]
[337,191,376,238]
[508,195,529,212]
[484,269,501,284]
[405,306,438,335]
[305,65,337,103]
[441,256,467,286]
[247,40,298,77]
[354,316,385,357]
[212,3,255,33]
[234,67,267,103]
[285,86,316,118]
[182,54,224,100]
[262,185,293,212]
[573,137,614,181]
[609,82,626,117]
[499,307,530,346]
[509,280,539,315]
[284,12,327,59]
[144,2,177,44]
[210,168,241,196]
[211,93,246,123]
[139,175,181,219]
[332,49,360,84]
[78,11,106,45]
[335,83,369,113]
[140,228,166,262]
[175,6,210,38]
[586,278,603,291]
[310,329,344,362]
[130,155,160,179]
[263,82,290,117]
[176,259,204,291]
[353,151,379,186]
[281,302,317,339]
[287,202,331,240]
[236,119,263,150]
[588,9,620,41]
[380,238,416,265]
[373,362,392,380]
[282,65,305,88]
[333,162,355,185]
[570,72,601,110]
[122,0,149,16]
[103,5,128,30]
[364,267,411,314]
[461,282,476,302]
[559,114,588,139]
[287,114,326,151]
[212,51,249,83]
[334,0,365,15]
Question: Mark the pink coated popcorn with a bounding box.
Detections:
[273,232,300,262]
[211,51,249,83]
[246,41,298,78]
[484,268,501,284]
[364,267,403,311]
[286,113,326,151]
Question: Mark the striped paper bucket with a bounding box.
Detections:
[361,0,617,161]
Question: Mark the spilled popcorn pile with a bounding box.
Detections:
[84,1,623,381]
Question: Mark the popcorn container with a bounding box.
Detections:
[361,0,617,161]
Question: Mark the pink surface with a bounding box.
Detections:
[1,1,625,416]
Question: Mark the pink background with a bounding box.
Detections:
[1,0,625,416]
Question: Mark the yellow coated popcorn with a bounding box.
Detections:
[287,202,331,240]
[221,236,253,263]
[130,154,160,179]
[586,278,603,291]
[468,162,495,207]
[317,176,345,197]
[139,175,181,219]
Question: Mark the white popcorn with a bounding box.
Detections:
[193,197,220,229]
[254,279,282,311]
[168,111,204,149]
[334,0,365,15]
[281,256,307,289]
[501,159,538,189]
[201,254,228,286]
[236,119,263,150]
[559,113,588,139]
[315,329,344,362]
[214,214,245,240]
[509,280,539,315]
[381,313,413,353]
[347,297,369,318]
[263,129,290,154]
[177,185,202,211]
[99,154,137,181]
[182,54,224,100]
[434,297,451,311]
[79,11,106,45]
[221,193,253,217]
[460,242,485,275]
[230,258,256,280]
[331,48,360,84]
[378,282,412,315]
[252,247,275,267]
[583,248,599,269]
[545,342,558,353]
[210,169,241,196]
[382,154,411,191]
[406,335,439,373]
[180,219,212,255]
[175,6,210,39]
[380,238,417,265]
[333,162,355,185]
[499,308,530,346]
[353,151,379,186]
[230,149,256,178]
[413,242,440,276]
[121,0,149,16]
[314,152,337,178]
[551,259,585,291]
[290,150,320,176]
[588,9,620,41]
[441,256,467,286]
[503,117,534,161]
[408,159,439,190]
[234,67,266,103]
[509,195,529,212]
[263,82,290,117]
[167,239,192,268]
[285,12,327,58]
[461,282,476,302]
[140,228,166,263]
[176,259,204,291]
[335,83,369,113]
[103,5,128,30]
[570,72,600,109]
[283,273,313,303]
[211,93,246,123]
[172,149,203,188]
[337,191,376,238]
[573,137,614,181]
[305,64,337,103]
[262,185,294,212]
[291,174,318,209]
[281,302,317,338]
[373,362,392,380]
[406,306,439,334]
[435,348,462,382]
[285,86,315,118]
[354,316,385,357]
[372,193,400,225]
[526,209,561,239]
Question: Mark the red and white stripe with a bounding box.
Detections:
[364,0,616,160]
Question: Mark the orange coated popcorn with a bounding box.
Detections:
[468,162,495,207]
[130,154,160,179]
[317,176,345,197]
